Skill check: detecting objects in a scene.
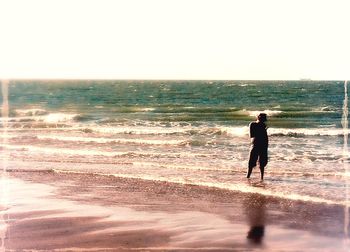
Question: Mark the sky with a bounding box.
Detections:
[0,0,349,80]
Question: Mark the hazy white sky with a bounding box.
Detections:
[0,0,349,80]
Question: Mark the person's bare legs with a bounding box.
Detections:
[247,165,254,178]
[259,165,265,181]
[247,147,258,178]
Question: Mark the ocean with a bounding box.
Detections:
[1,80,348,206]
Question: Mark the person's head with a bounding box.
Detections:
[257,113,267,123]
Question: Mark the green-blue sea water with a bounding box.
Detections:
[1,80,348,205]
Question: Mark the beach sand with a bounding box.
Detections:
[0,170,349,251]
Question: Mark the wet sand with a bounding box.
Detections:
[0,170,349,251]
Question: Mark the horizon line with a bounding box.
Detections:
[0,78,347,82]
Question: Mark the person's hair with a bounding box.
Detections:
[257,113,267,122]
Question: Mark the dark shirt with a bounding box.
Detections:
[249,121,268,147]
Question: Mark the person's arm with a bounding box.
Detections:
[249,122,256,144]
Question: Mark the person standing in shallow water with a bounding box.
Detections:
[247,113,268,180]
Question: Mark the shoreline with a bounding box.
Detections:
[0,170,349,251]
[4,164,344,207]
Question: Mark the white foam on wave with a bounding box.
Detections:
[15,108,47,116]
[0,144,214,159]
[92,126,190,135]
[244,109,283,117]
[204,180,341,205]
[140,108,156,112]
[2,123,343,138]
[0,144,128,157]
[6,111,79,124]
[268,127,346,136]
[218,126,345,137]
[1,118,344,139]
[109,173,342,206]
[91,124,249,137]
[37,135,185,146]
[132,161,233,172]
[42,113,79,123]
[220,126,249,137]
[313,106,336,112]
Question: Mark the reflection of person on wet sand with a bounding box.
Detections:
[244,193,267,244]
[247,113,268,180]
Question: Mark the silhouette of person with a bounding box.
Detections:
[245,193,267,245]
[247,113,268,180]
